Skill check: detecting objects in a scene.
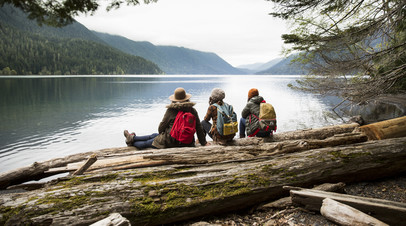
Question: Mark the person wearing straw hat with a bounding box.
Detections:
[124,87,207,149]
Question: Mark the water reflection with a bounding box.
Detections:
[0,75,346,173]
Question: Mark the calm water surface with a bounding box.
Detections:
[0,75,347,173]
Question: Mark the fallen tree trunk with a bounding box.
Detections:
[289,188,406,225]
[270,123,360,141]
[1,137,405,226]
[0,128,366,189]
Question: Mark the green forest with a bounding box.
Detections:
[0,4,163,76]
[0,21,163,75]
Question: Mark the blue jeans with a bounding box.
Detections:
[239,117,271,138]
[201,120,213,139]
[132,133,159,149]
[239,118,246,138]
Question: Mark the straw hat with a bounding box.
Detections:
[169,87,192,102]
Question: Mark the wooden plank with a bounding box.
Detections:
[320,198,389,226]
[72,154,98,176]
[290,188,406,225]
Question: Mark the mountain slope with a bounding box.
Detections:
[256,55,308,75]
[93,32,244,75]
[0,4,162,75]
[0,4,104,43]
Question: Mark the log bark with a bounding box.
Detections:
[360,116,406,140]
[289,188,406,225]
[320,198,389,226]
[1,137,405,226]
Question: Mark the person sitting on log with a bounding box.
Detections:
[124,87,207,149]
[240,88,277,138]
[201,88,238,145]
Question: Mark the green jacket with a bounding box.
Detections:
[152,101,207,149]
[241,96,264,136]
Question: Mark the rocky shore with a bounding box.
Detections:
[184,173,406,226]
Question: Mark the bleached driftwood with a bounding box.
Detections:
[260,182,345,209]
[289,188,406,225]
[320,198,389,226]
[89,213,131,226]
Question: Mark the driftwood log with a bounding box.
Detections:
[288,188,406,225]
[360,115,406,140]
[320,198,389,226]
[1,135,406,225]
[0,123,362,189]
[260,182,346,209]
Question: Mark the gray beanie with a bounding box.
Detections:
[210,88,225,102]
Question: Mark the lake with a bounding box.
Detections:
[0,75,347,173]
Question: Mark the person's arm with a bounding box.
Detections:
[157,109,171,134]
[241,102,251,118]
[204,105,215,122]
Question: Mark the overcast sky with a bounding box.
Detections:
[75,0,289,67]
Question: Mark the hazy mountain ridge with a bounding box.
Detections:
[93,32,244,75]
[256,54,308,75]
[237,58,282,72]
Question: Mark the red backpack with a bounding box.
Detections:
[170,111,196,144]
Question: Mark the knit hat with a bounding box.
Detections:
[169,87,192,102]
[248,88,259,100]
[210,88,225,102]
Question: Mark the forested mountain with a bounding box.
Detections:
[93,32,244,75]
[0,4,162,75]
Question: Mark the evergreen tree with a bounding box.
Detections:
[1,0,157,26]
[270,0,406,103]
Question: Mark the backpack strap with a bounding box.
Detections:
[248,114,260,137]
[213,103,233,119]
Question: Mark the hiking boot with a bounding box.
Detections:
[124,130,135,146]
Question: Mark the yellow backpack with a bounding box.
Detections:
[259,103,277,131]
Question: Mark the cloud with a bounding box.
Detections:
[75,0,288,67]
